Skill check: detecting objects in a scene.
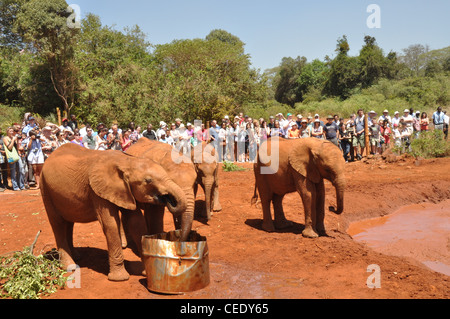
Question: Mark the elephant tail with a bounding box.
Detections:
[250,183,260,207]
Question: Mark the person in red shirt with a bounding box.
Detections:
[380,119,391,153]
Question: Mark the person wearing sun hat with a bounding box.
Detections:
[378,109,392,126]
[402,108,414,136]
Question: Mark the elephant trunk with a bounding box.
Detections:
[179,188,195,242]
[203,177,215,221]
[332,177,346,215]
[161,179,187,217]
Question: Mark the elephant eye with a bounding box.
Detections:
[144,178,153,184]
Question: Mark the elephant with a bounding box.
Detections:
[252,138,346,238]
[40,143,187,281]
[191,142,222,221]
[126,138,197,242]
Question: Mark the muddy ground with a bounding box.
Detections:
[0,155,449,299]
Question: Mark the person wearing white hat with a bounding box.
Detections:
[402,109,414,136]
[378,110,391,126]
[368,110,377,125]
[391,111,401,128]
[156,122,167,140]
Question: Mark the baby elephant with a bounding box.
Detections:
[252,138,346,238]
[40,143,187,281]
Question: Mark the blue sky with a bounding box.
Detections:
[71,0,450,71]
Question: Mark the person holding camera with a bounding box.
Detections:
[27,130,45,189]
[3,127,25,191]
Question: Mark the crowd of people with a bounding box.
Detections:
[0,107,448,192]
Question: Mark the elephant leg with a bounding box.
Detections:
[272,194,293,229]
[119,211,127,249]
[94,199,129,282]
[200,182,213,220]
[121,209,147,257]
[296,177,318,238]
[144,204,165,235]
[66,221,80,261]
[254,173,275,232]
[315,180,326,236]
[193,182,199,199]
[42,195,75,268]
[212,182,222,212]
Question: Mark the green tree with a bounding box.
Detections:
[273,56,307,107]
[359,36,386,88]
[297,59,328,99]
[14,0,79,115]
[323,36,360,99]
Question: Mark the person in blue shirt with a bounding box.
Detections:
[22,116,38,136]
[209,120,219,146]
[432,107,445,132]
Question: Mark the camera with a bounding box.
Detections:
[36,135,41,139]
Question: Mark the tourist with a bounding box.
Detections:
[300,119,310,138]
[324,115,339,147]
[82,127,97,150]
[432,107,445,133]
[412,111,421,139]
[27,130,45,189]
[142,124,157,140]
[378,110,392,126]
[311,119,324,139]
[338,122,351,162]
[121,129,133,152]
[444,111,449,140]
[107,124,122,150]
[3,127,24,191]
[380,120,391,153]
[368,119,381,155]
[391,111,401,128]
[393,124,401,148]
[287,123,300,139]
[354,109,366,160]
[420,112,429,132]
[95,128,109,151]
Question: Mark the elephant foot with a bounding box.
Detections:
[261,220,276,233]
[274,219,293,230]
[302,227,319,239]
[108,268,130,282]
[317,228,327,237]
[59,250,76,269]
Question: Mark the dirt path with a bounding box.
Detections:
[1,155,449,299]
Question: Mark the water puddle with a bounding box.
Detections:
[348,200,450,276]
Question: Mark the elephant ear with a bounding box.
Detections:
[89,157,137,210]
[288,143,321,184]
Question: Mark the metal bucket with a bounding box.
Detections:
[141,230,210,294]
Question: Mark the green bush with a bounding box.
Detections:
[222,161,247,172]
[409,130,450,158]
[0,246,67,299]
[0,104,25,131]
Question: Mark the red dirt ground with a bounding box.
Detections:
[0,155,449,299]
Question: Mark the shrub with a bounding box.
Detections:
[222,161,247,172]
[0,245,67,299]
[408,130,450,158]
